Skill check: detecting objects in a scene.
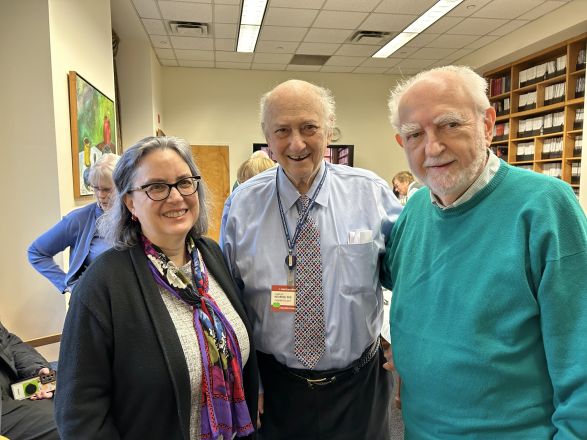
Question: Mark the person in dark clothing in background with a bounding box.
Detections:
[0,321,59,440]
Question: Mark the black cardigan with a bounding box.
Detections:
[55,235,258,439]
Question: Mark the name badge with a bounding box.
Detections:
[270,285,296,312]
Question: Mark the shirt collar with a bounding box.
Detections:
[277,161,329,212]
[431,149,500,209]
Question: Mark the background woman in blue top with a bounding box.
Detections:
[28,153,120,293]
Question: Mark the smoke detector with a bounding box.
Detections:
[349,30,391,44]
[168,21,209,37]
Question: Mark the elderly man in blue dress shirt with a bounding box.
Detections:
[220,79,402,440]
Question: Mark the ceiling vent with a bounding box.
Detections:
[289,54,331,66]
[168,21,209,37]
[349,30,391,44]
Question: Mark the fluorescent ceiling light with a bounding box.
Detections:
[237,0,268,53]
[373,0,464,58]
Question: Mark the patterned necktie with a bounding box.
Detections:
[294,195,326,369]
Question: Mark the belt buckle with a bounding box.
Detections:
[306,376,336,388]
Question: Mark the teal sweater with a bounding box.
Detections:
[382,162,587,439]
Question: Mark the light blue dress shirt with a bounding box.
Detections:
[220,161,402,370]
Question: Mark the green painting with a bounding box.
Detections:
[68,72,117,197]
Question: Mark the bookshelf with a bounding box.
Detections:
[484,33,587,200]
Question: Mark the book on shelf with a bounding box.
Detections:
[519,55,566,87]
[574,134,583,156]
[577,48,586,69]
[575,108,584,130]
[542,162,562,178]
[542,136,563,159]
[571,161,581,184]
[516,141,535,161]
[518,91,536,111]
[493,122,509,140]
[576,77,585,98]
[489,75,510,97]
[544,82,565,105]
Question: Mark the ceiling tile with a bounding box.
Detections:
[411,47,457,59]
[386,66,422,75]
[213,23,238,38]
[472,0,545,19]
[179,60,215,67]
[466,34,500,49]
[423,16,464,34]
[158,1,212,22]
[132,0,161,19]
[360,57,401,68]
[375,0,436,15]
[354,66,387,74]
[447,17,508,35]
[443,47,475,63]
[251,63,290,70]
[170,36,214,50]
[448,0,494,17]
[269,0,326,8]
[253,53,294,64]
[215,51,254,62]
[296,42,341,55]
[213,0,239,4]
[323,0,381,12]
[216,61,251,69]
[359,13,417,32]
[403,33,439,48]
[488,19,530,36]
[519,0,568,20]
[213,4,239,23]
[150,35,172,48]
[155,48,175,58]
[426,34,479,49]
[180,0,212,3]
[335,44,379,56]
[304,28,353,44]
[386,46,420,58]
[325,56,365,66]
[313,11,368,29]
[174,49,214,60]
[160,59,178,66]
[264,8,319,27]
[320,65,356,72]
[255,41,300,53]
[287,65,323,71]
[214,38,235,51]
[142,19,167,34]
[394,58,436,69]
[259,26,307,42]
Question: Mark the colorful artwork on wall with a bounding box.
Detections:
[68,71,117,198]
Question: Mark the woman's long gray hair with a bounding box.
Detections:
[99,136,209,249]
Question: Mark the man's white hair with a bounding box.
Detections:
[388,65,490,131]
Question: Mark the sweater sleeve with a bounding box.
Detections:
[27,213,79,293]
[534,189,587,438]
[0,322,49,379]
[54,275,121,440]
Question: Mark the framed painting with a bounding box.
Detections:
[68,71,117,198]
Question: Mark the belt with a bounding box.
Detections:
[281,339,380,389]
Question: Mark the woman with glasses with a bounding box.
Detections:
[55,136,257,440]
[27,153,120,294]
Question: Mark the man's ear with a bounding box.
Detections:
[395,133,405,148]
[484,107,497,145]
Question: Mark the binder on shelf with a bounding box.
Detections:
[577,48,586,69]
[576,77,585,98]
[575,108,584,130]
[574,134,583,157]
[544,82,565,105]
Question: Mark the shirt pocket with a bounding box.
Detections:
[336,241,378,296]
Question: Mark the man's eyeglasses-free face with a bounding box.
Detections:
[129,176,201,201]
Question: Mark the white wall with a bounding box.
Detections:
[0,0,115,360]
[161,68,409,185]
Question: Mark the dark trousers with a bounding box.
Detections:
[257,346,393,440]
[1,396,60,440]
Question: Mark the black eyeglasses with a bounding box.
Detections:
[129,176,201,201]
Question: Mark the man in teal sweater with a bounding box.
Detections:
[382,65,587,439]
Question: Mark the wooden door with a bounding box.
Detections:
[190,145,230,242]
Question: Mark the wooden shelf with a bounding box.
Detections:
[484,32,587,194]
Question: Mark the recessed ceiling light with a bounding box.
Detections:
[373,0,464,58]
